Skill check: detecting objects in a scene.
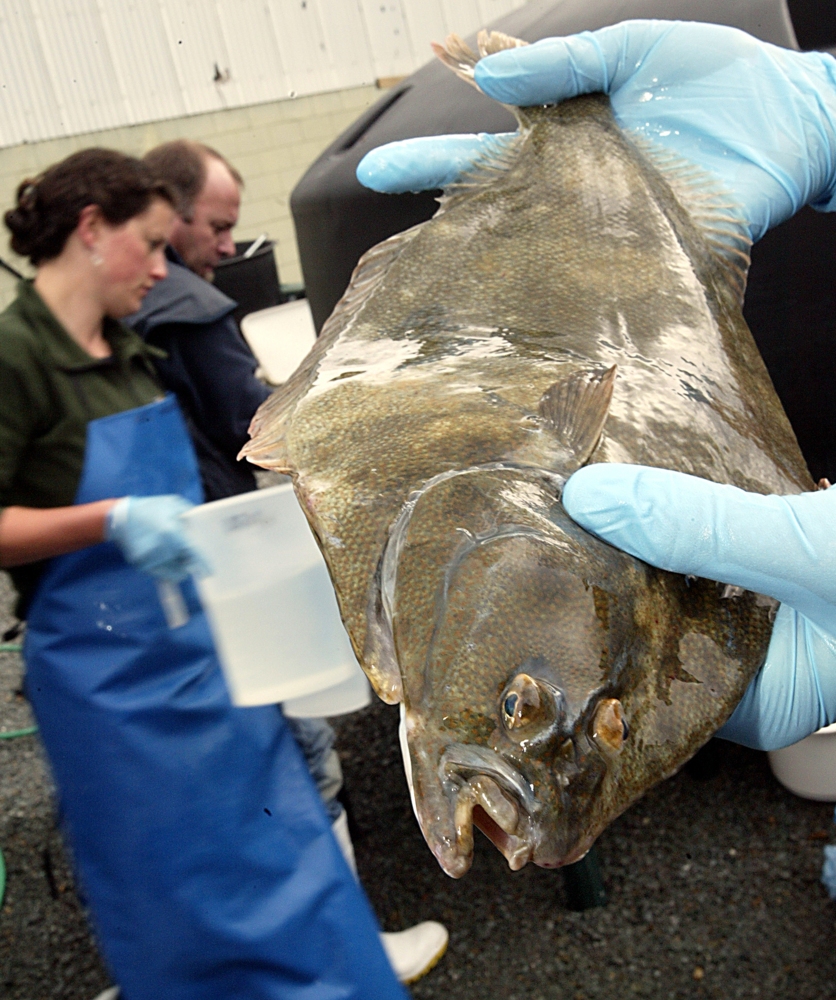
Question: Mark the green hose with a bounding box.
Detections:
[0,726,37,739]
[0,643,36,737]
[0,639,27,908]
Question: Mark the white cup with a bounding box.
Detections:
[183,484,370,713]
[768,722,836,802]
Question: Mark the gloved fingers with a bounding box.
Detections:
[471,20,671,106]
[472,21,777,106]
[474,20,836,240]
[357,22,836,236]
[106,494,211,582]
[715,605,836,751]
[356,132,516,194]
[139,539,211,582]
[562,464,836,635]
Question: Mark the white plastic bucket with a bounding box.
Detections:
[183,484,370,713]
[282,665,371,718]
[240,300,317,385]
[767,722,836,802]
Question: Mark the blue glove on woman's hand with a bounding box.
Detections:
[357,20,836,241]
[106,495,208,582]
[562,465,836,751]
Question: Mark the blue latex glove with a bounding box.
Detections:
[562,465,836,751]
[823,843,836,900]
[357,20,836,241]
[106,495,209,582]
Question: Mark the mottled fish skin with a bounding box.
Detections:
[243,41,812,877]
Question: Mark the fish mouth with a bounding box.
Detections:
[433,744,537,877]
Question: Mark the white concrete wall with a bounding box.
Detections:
[0,0,527,147]
[0,84,380,311]
[0,0,535,310]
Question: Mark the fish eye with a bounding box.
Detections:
[590,698,628,756]
[500,672,559,737]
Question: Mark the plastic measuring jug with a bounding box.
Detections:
[183,483,369,711]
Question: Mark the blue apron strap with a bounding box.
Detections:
[24,397,404,1000]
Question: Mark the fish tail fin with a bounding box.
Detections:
[432,29,528,213]
[431,30,530,213]
[432,30,527,91]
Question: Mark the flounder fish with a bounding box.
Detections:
[242,31,812,878]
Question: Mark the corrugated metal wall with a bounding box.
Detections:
[0,0,528,148]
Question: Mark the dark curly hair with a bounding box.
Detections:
[4,148,174,266]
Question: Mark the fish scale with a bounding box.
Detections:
[242,31,811,877]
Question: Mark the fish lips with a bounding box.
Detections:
[413,733,605,877]
[440,743,535,875]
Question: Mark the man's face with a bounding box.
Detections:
[169,157,240,279]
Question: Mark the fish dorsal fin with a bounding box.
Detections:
[431,30,527,90]
[539,365,616,471]
[629,136,753,303]
[241,222,423,467]
[320,220,424,342]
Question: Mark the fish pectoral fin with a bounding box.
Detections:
[538,365,616,472]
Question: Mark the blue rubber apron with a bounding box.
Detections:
[24,396,404,1000]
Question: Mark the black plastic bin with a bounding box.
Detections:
[212,239,283,326]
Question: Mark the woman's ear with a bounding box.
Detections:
[76,204,104,252]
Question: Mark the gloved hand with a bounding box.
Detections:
[562,464,836,751]
[357,20,836,241]
[105,495,209,582]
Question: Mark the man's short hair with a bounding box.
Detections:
[143,140,243,221]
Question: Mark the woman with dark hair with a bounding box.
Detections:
[0,148,404,1000]
[0,148,188,599]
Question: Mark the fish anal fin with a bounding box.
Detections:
[436,132,524,215]
[538,365,616,471]
[629,136,753,303]
[319,222,424,342]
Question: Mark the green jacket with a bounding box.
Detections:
[0,280,164,615]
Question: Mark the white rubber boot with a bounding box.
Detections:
[331,809,358,875]
[380,921,449,984]
[331,811,449,984]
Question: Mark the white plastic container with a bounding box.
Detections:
[282,665,370,718]
[240,300,316,385]
[767,722,836,801]
[183,484,370,713]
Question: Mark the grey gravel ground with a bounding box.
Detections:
[2,565,836,1000]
